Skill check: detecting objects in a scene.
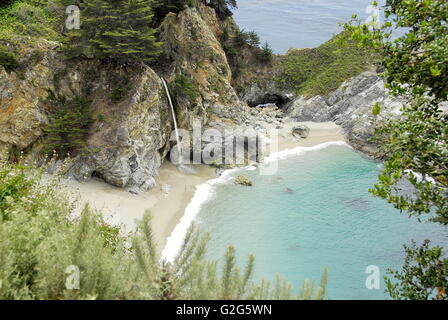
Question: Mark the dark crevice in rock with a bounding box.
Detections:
[248,93,290,109]
[91,170,104,180]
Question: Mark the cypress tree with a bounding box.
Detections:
[68,0,162,64]
[43,94,93,156]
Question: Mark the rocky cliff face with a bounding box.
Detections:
[0,40,61,154]
[159,5,241,128]
[0,40,174,193]
[0,5,256,193]
[285,72,404,155]
[66,64,173,194]
[0,5,402,193]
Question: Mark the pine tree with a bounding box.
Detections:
[68,0,162,64]
[205,0,237,20]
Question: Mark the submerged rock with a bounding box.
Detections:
[234,175,253,187]
[283,187,294,193]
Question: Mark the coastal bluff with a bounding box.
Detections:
[0,3,401,193]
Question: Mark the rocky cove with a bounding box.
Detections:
[0,3,404,252]
[0,10,403,187]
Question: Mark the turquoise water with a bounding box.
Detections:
[233,0,387,53]
[196,145,447,300]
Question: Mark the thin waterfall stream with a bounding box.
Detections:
[160,77,195,174]
[161,78,182,164]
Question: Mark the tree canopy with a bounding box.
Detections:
[67,0,163,64]
[205,0,237,19]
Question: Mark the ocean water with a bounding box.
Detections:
[233,0,386,53]
[194,144,447,300]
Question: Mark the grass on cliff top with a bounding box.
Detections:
[0,1,60,43]
[277,33,381,98]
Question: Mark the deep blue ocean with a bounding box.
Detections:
[233,0,387,53]
[196,145,448,299]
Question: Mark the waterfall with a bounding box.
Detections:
[161,77,182,165]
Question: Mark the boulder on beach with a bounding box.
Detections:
[292,125,311,139]
[234,175,253,186]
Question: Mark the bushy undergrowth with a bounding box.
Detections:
[110,76,132,103]
[42,93,93,157]
[277,33,380,97]
[0,159,328,300]
[0,46,19,71]
[171,74,198,101]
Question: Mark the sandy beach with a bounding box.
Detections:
[64,121,345,255]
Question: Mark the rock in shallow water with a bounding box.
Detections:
[234,175,253,187]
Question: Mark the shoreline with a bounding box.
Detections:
[65,121,345,257]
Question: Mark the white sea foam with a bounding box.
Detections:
[263,140,350,164]
[161,167,241,263]
[161,141,350,263]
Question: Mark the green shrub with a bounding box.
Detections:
[277,33,380,97]
[256,41,273,63]
[233,28,261,48]
[0,46,19,71]
[206,0,237,20]
[247,31,261,47]
[233,28,250,47]
[154,0,196,18]
[43,93,93,157]
[172,74,198,101]
[110,76,132,103]
[223,43,238,57]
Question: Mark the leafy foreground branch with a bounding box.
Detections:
[0,159,327,300]
[341,0,448,299]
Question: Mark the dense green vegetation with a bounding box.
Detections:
[65,0,162,64]
[342,0,447,300]
[0,0,15,8]
[277,33,380,97]
[0,159,328,300]
[207,0,237,19]
[0,0,61,42]
[256,41,273,63]
[171,74,198,101]
[42,93,93,157]
[0,0,238,61]
[0,46,19,71]
[221,26,273,79]
[110,76,132,103]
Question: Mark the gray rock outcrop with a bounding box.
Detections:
[285,72,404,155]
[0,41,173,194]
[240,81,295,108]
